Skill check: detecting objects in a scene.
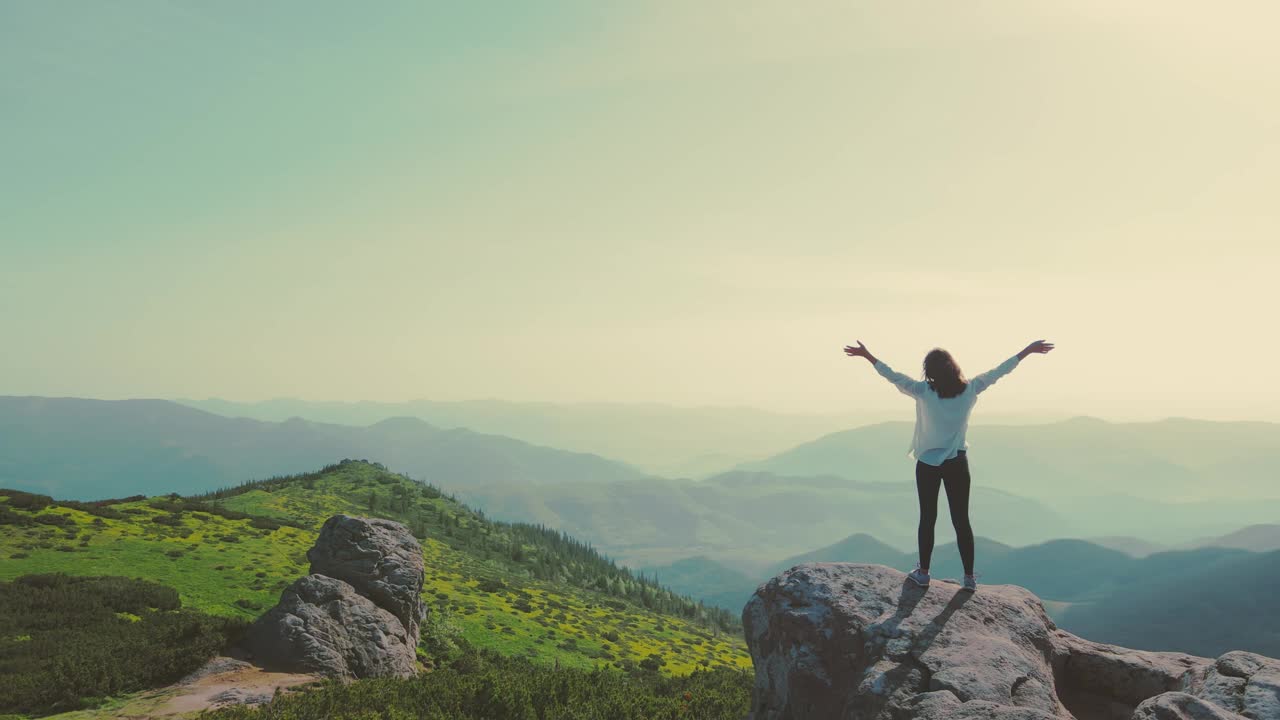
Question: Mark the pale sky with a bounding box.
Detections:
[2,1,1277,421]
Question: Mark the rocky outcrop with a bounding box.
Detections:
[743,563,1280,720]
[243,515,427,679]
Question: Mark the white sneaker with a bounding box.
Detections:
[907,564,931,587]
[961,573,979,592]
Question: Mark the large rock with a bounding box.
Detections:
[742,563,1280,720]
[243,515,427,679]
[242,574,418,678]
[307,514,427,640]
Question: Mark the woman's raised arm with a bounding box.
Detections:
[843,340,877,365]
[1016,339,1055,361]
[972,339,1054,395]
[844,340,928,398]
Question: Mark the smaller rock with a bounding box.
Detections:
[208,688,275,707]
[1131,692,1248,720]
[1054,634,1205,711]
[1186,651,1280,720]
[176,656,251,685]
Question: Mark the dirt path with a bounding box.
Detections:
[50,657,322,719]
[158,657,320,716]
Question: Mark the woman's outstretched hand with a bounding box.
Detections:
[843,341,877,364]
[1018,339,1055,360]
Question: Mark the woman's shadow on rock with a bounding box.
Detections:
[880,580,973,654]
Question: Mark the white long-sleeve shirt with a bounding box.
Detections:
[874,354,1022,466]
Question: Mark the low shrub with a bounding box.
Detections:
[34,514,73,527]
[0,491,53,511]
[201,645,751,720]
[477,578,507,593]
[0,508,34,527]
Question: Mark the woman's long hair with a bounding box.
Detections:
[923,348,968,399]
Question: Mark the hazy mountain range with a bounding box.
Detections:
[734,416,1280,547]
[458,469,1067,569]
[741,415,1280,502]
[1089,524,1280,557]
[0,396,641,500]
[460,410,1280,566]
[4,396,1278,572]
[177,396,1074,478]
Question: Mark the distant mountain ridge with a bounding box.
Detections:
[0,396,642,500]
[741,416,1280,502]
[1060,545,1280,658]
[176,397,855,478]
[459,468,1070,571]
[178,396,1073,478]
[1088,524,1280,557]
[1186,523,1280,553]
[737,416,1280,547]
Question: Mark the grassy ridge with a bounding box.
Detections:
[0,461,751,680]
[198,461,741,632]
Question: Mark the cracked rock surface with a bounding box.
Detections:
[742,563,1280,720]
[307,514,427,641]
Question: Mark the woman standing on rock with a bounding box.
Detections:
[842,339,1055,592]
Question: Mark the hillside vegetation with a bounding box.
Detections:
[0,574,244,716]
[202,646,750,720]
[0,460,749,688]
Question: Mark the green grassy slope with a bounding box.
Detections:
[0,460,750,680]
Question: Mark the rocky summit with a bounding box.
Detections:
[243,515,427,680]
[743,563,1279,720]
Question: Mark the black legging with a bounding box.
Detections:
[915,451,975,575]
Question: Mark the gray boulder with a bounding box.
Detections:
[243,515,427,679]
[1184,651,1280,719]
[742,563,1280,720]
[307,514,427,640]
[242,574,419,679]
